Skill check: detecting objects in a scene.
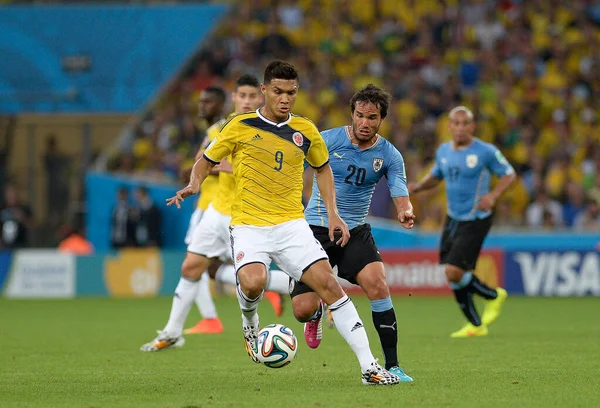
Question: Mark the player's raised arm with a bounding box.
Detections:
[166,156,216,209]
[167,120,236,209]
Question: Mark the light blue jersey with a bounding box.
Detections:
[305,126,408,229]
[431,138,515,221]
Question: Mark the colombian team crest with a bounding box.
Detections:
[372,158,384,172]
[235,251,245,263]
[466,154,478,168]
[292,132,304,147]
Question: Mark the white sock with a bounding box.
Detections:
[236,284,262,328]
[194,272,217,319]
[163,277,200,337]
[215,264,237,286]
[266,269,290,294]
[329,295,376,372]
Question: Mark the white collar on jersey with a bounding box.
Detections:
[256,108,292,127]
[345,125,381,150]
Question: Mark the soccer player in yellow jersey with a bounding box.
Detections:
[184,86,226,245]
[141,75,291,350]
[167,60,401,385]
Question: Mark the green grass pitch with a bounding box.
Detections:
[1,295,599,407]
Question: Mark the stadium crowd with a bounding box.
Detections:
[108,0,600,231]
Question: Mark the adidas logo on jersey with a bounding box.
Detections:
[351,322,364,332]
[251,134,263,141]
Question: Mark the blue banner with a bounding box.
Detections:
[505,250,600,296]
[85,172,195,251]
[0,4,228,113]
[0,251,13,291]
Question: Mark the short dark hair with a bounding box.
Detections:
[263,60,298,84]
[350,84,392,119]
[236,74,260,89]
[204,86,226,103]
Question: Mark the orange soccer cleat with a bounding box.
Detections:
[184,318,224,334]
[264,291,284,317]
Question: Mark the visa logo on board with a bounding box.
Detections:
[512,251,600,296]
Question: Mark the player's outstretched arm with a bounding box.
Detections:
[392,196,416,229]
[314,163,350,247]
[408,173,442,195]
[166,156,215,209]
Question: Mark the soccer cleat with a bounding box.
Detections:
[140,330,185,352]
[304,301,324,349]
[184,318,224,334]
[481,287,508,326]
[450,323,488,338]
[243,325,260,363]
[361,361,400,386]
[264,291,284,317]
[389,366,414,382]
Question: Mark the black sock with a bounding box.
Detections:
[372,308,398,370]
[452,287,481,326]
[467,274,498,300]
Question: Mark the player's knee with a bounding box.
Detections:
[364,275,390,300]
[445,265,463,283]
[181,254,208,280]
[238,265,267,298]
[291,294,320,322]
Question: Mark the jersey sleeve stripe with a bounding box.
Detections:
[203,153,220,165]
[310,159,329,170]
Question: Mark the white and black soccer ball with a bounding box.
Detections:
[256,324,298,368]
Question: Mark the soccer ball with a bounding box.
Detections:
[255,324,298,368]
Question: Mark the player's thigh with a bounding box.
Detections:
[184,208,204,245]
[439,216,456,265]
[443,216,492,271]
[337,224,382,285]
[300,259,345,305]
[187,206,229,261]
[270,219,328,282]
[229,225,271,288]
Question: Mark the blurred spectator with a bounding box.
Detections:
[525,188,564,228]
[573,199,600,231]
[43,134,71,227]
[132,186,161,247]
[58,224,94,255]
[562,182,586,227]
[110,187,134,249]
[0,184,33,248]
[106,0,600,231]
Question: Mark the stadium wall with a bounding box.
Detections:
[0,247,598,298]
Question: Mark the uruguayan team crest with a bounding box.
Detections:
[372,158,384,172]
[466,154,478,168]
[292,132,304,147]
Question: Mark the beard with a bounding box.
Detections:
[352,123,379,143]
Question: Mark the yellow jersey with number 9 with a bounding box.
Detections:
[204,110,329,226]
[196,118,225,210]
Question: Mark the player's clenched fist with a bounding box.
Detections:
[398,210,415,229]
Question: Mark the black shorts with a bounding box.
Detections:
[440,215,492,271]
[289,223,382,298]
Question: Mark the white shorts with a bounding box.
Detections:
[184,208,204,245]
[187,204,232,262]
[230,218,328,281]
